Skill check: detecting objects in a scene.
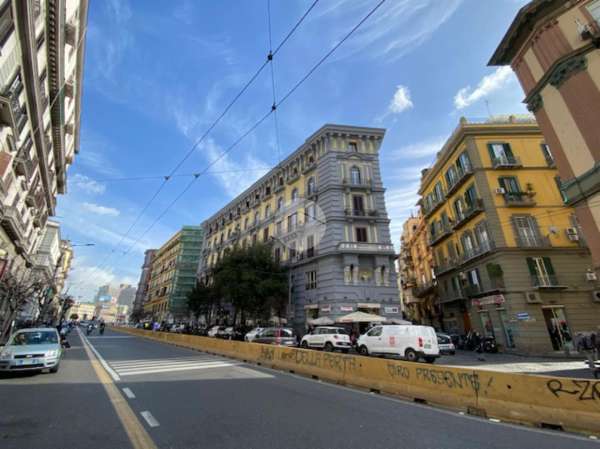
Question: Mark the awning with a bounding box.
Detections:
[385,318,412,325]
[304,304,319,310]
[357,303,381,309]
[308,316,334,326]
[336,311,386,323]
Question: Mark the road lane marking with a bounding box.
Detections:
[78,328,158,449]
[116,361,232,373]
[110,357,224,368]
[140,411,160,428]
[122,388,136,399]
[80,332,120,381]
[87,336,134,339]
[119,362,237,376]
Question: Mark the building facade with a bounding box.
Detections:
[115,283,136,308]
[0,0,88,277]
[399,212,437,325]
[68,300,94,320]
[198,124,400,333]
[490,0,600,276]
[144,226,203,322]
[132,249,155,318]
[419,116,597,354]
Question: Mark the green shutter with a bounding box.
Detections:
[542,257,555,275]
[503,143,514,158]
[487,143,496,164]
[526,257,537,276]
[498,177,506,190]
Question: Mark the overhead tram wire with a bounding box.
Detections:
[85,1,322,275]
[116,0,389,260]
[267,0,282,164]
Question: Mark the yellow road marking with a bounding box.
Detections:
[80,330,158,449]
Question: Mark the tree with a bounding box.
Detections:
[69,313,79,321]
[187,282,219,326]
[0,272,47,341]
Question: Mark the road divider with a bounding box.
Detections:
[114,327,600,435]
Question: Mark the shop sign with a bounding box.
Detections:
[516,312,534,321]
[384,307,399,314]
[339,306,354,312]
[321,306,331,313]
[471,294,505,307]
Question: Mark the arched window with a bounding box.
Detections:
[291,188,298,202]
[307,177,316,196]
[254,212,260,225]
[350,166,361,185]
[244,217,249,230]
[277,196,284,210]
[265,205,271,219]
[279,176,284,186]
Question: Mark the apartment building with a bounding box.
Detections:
[68,300,95,320]
[490,0,600,276]
[132,249,156,318]
[0,0,88,275]
[144,226,203,322]
[398,212,437,325]
[198,124,400,333]
[419,116,597,354]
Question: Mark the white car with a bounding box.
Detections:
[300,326,352,353]
[357,325,439,363]
[0,328,63,373]
[437,333,456,355]
[244,327,264,342]
[207,325,225,337]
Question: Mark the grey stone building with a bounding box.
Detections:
[198,124,400,332]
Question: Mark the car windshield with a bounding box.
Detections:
[437,335,450,344]
[11,331,58,346]
[335,328,349,335]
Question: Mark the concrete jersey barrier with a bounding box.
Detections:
[114,327,600,435]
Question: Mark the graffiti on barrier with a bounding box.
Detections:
[259,346,275,361]
[415,368,480,392]
[278,349,359,373]
[547,379,600,401]
[387,364,410,380]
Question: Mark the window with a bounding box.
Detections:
[289,241,297,259]
[526,257,556,286]
[512,215,541,247]
[461,232,475,254]
[433,181,444,201]
[244,217,249,230]
[279,176,284,186]
[277,197,284,210]
[276,220,283,235]
[454,198,465,221]
[291,188,298,202]
[274,247,281,262]
[445,166,457,188]
[366,326,382,337]
[287,213,297,231]
[464,184,477,207]
[0,3,14,47]
[499,176,520,194]
[252,234,257,245]
[350,166,361,185]
[475,222,490,246]
[305,204,315,223]
[541,143,554,166]
[263,227,269,242]
[254,212,260,225]
[348,141,358,152]
[264,205,271,219]
[457,151,472,172]
[306,235,314,257]
[488,142,515,165]
[352,195,364,214]
[588,1,600,24]
[307,177,316,196]
[554,176,567,203]
[356,227,368,242]
[305,270,317,290]
[265,186,271,195]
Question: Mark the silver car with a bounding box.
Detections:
[0,328,63,373]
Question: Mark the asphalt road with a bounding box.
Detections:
[1,327,598,449]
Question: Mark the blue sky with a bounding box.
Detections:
[59,0,530,301]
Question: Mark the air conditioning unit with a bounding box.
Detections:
[566,227,580,241]
[586,271,598,282]
[494,187,506,195]
[592,290,600,303]
[524,291,542,304]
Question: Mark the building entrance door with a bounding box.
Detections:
[542,307,573,351]
[497,309,515,348]
[479,310,494,338]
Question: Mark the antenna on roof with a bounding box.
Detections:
[485,99,493,118]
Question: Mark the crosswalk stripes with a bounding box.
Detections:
[107,356,238,377]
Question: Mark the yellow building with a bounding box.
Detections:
[69,301,96,321]
[419,116,597,354]
[399,212,436,324]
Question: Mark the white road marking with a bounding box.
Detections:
[116,360,231,372]
[79,329,121,382]
[489,418,501,423]
[122,388,136,399]
[87,336,134,339]
[140,411,160,428]
[119,362,237,377]
[110,357,224,368]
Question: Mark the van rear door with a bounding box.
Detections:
[421,326,439,355]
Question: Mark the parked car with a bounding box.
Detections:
[207,326,225,337]
[436,333,456,355]
[0,328,63,373]
[253,327,297,346]
[300,326,352,352]
[244,327,264,342]
[357,325,439,363]
[216,327,236,339]
[169,324,185,333]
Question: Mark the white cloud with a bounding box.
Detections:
[71,174,106,195]
[64,256,136,301]
[82,202,120,217]
[388,136,446,159]
[388,85,414,114]
[454,67,515,110]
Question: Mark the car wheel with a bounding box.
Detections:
[405,348,419,362]
[324,342,334,352]
[50,364,60,373]
[424,356,436,364]
[301,341,309,349]
[359,345,369,356]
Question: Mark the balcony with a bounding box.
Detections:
[439,289,466,304]
[422,195,445,218]
[492,155,522,169]
[434,258,458,276]
[342,178,373,190]
[13,152,34,180]
[338,242,395,255]
[412,280,436,298]
[428,223,453,246]
[446,165,474,196]
[503,191,536,207]
[274,183,284,193]
[459,239,495,265]
[531,274,567,290]
[344,208,378,218]
[515,235,551,248]
[0,204,26,243]
[452,198,484,230]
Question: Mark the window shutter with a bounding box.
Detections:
[503,143,514,158]
[498,177,506,191]
[542,257,555,275]
[529,216,542,239]
[526,257,537,276]
[487,143,496,163]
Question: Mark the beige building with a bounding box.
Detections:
[69,301,95,320]
[0,0,88,276]
[490,0,600,276]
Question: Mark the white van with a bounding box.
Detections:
[357,325,439,363]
